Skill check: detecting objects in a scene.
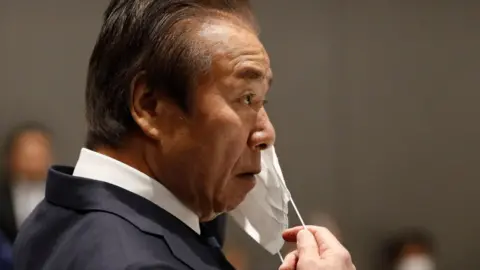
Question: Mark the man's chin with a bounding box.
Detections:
[199,211,222,222]
[210,189,253,216]
[224,195,249,212]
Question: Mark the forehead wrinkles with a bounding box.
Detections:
[191,17,271,93]
[198,17,264,55]
[197,21,269,73]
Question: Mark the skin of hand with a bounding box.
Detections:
[279,226,356,270]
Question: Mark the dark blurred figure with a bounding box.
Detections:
[0,123,53,243]
[380,228,436,270]
[0,230,12,270]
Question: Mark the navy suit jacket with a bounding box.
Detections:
[14,166,234,270]
[0,229,12,270]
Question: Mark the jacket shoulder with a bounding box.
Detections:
[17,209,189,270]
[57,212,189,269]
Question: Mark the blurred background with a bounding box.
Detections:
[0,1,479,269]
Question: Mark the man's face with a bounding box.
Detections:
[9,131,52,182]
[148,19,275,221]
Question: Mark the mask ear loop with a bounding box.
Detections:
[273,159,306,229]
[277,197,307,263]
[270,147,307,263]
[290,198,307,229]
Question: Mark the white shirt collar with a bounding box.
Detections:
[72,148,200,234]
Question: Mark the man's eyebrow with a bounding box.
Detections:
[235,67,273,87]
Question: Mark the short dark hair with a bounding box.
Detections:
[85,0,255,149]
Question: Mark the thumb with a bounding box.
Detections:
[297,229,319,258]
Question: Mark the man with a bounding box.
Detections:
[0,123,52,244]
[14,1,355,269]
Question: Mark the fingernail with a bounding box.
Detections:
[297,229,307,239]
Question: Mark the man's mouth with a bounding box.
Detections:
[237,171,261,181]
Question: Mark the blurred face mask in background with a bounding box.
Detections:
[395,254,435,270]
[229,146,304,256]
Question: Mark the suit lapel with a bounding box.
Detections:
[45,166,234,270]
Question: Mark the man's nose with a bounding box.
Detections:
[248,108,276,151]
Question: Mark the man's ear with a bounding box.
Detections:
[130,73,163,141]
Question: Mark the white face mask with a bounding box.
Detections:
[395,254,435,270]
[229,146,304,256]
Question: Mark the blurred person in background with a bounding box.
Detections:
[379,228,436,270]
[0,123,53,244]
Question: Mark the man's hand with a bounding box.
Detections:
[279,226,355,270]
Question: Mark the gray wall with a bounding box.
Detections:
[1,1,479,269]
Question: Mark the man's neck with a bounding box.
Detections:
[94,141,156,182]
[92,140,203,221]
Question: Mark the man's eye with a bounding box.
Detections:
[242,93,255,105]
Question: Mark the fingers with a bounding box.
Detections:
[278,251,298,270]
[283,226,319,241]
[283,226,343,251]
[282,226,356,270]
[296,230,320,258]
[282,226,303,241]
